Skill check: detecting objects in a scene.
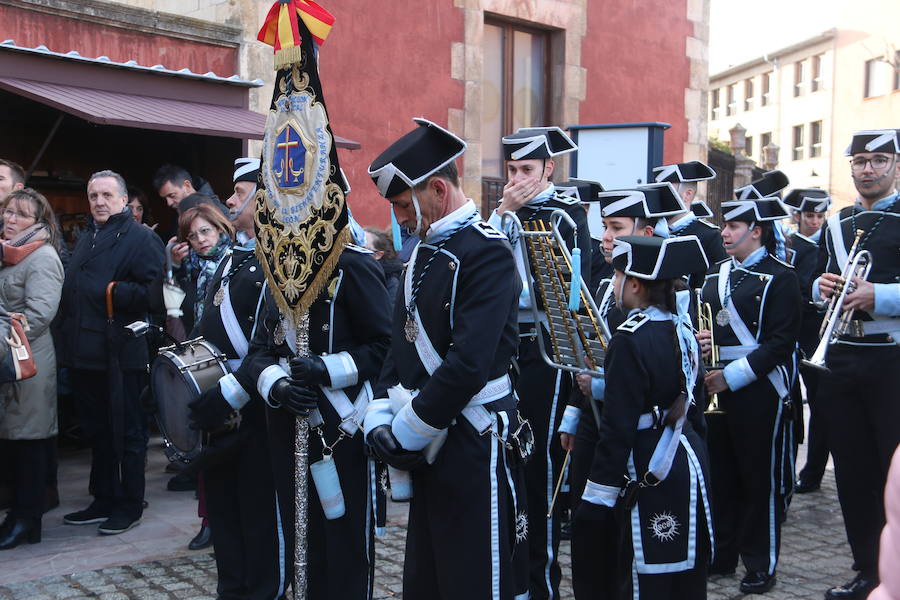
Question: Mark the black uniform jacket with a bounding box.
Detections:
[60,210,165,370]
[672,217,727,288]
[790,232,824,355]
[702,253,801,391]
[374,222,521,431]
[816,198,900,345]
[236,245,392,428]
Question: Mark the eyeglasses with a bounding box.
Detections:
[187,226,217,242]
[2,208,35,221]
[849,155,894,172]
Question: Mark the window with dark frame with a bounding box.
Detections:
[711,88,720,119]
[761,131,772,151]
[761,71,771,106]
[744,78,754,111]
[794,61,805,97]
[482,19,551,179]
[811,54,823,92]
[726,84,736,116]
[793,125,805,160]
[810,121,822,158]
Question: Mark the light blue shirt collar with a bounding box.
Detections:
[628,305,671,321]
[425,200,478,244]
[735,245,767,269]
[668,212,696,234]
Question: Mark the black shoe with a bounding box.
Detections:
[0,518,40,550]
[167,473,197,492]
[98,514,141,535]
[825,573,877,599]
[740,571,776,594]
[63,503,110,525]
[188,524,212,550]
[795,478,821,494]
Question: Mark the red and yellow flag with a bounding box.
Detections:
[258,0,335,65]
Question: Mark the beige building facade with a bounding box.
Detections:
[710,3,899,208]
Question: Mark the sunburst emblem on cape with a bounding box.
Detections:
[515,511,528,543]
[648,511,680,542]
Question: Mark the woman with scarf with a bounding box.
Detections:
[576,235,712,599]
[0,188,64,549]
[696,172,802,594]
[169,202,233,549]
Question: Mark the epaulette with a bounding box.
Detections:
[344,243,374,254]
[697,219,718,229]
[617,312,650,334]
[471,221,506,239]
[550,192,580,206]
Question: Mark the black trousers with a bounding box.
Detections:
[568,409,619,600]
[2,437,55,521]
[706,382,786,575]
[797,364,828,484]
[515,331,569,600]
[203,410,281,600]
[403,407,528,600]
[267,406,374,600]
[818,344,900,577]
[72,368,148,520]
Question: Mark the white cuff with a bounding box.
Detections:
[166,309,183,317]
[582,480,621,508]
[558,405,581,435]
[811,276,823,304]
[874,283,900,317]
[723,356,757,391]
[364,398,394,437]
[219,373,250,410]
[320,351,359,389]
[391,402,444,451]
[590,377,606,400]
[257,364,290,402]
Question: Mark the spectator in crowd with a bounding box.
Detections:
[59,170,164,535]
[152,164,223,212]
[0,160,25,207]
[364,226,403,307]
[0,188,64,550]
[127,186,154,229]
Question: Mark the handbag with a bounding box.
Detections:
[0,312,36,383]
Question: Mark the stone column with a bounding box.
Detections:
[762,143,780,172]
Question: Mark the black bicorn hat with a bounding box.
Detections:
[556,179,605,204]
[782,188,831,213]
[368,118,467,198]
[690,200,714,219]
[611,235,709,281]
[502,127,577,161]
[233,157,260,184]
[844,129,900,156]
[599,182,686,219]
[733,170,790,201]
[721,198,790,222]
[653,160,717,184]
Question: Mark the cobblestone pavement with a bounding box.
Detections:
[0,468,856,600]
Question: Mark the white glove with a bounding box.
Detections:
[163,282,186,317]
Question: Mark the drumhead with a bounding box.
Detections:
[152,353,201,460]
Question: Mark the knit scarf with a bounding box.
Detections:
[184,234,232,322]
[1,224,49,266]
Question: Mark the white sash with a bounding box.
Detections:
[827,213,848,271]
[217,258,250,359]
[717,261,790,399]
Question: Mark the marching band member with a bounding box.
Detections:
[782,188,831,495]
[697,171,801,594]
[578,234,713,599]
[655,161,727,287]
[815,130,900,600]
[364,118,528,599]
[487,127,589,600]
[563,183,686,598]
[556,179,611,292]
[187,158,280,600]
[232,189,392,598]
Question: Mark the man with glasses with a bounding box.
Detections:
[814,130,900,599]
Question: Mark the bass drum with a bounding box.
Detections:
[151,338,230,465]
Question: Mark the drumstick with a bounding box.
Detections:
[547,449,572,518]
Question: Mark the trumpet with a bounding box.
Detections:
[802,229,873,372]
[696,290,724,414]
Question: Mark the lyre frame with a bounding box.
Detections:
[501,209,610,377]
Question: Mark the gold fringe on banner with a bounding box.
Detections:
[274,45,303,71]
